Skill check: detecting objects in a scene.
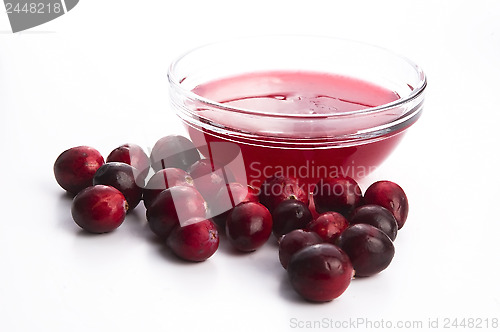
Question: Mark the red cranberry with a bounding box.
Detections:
[150,135,200,172]
[258,174,308,213]
[210,183,259,229]
[225,201,272,252]
[143,168,194,209]
[306,211,349,243]
[350,204,398,241]
[188,158,235,205]
[166,217,219,262]
[71,185,128,233]
[54,146,104,195]
[287,243,353,302]
[336,224,395,277]
[272,200,313,239]
[278,229,323,269]
[106,143,150,182]
[146,186,207,240]
[93,162,143,210]
[364,180,409,229]
[312,176,362,216]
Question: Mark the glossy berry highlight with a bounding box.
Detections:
[167,217,219,262]
[225,201,273,252]
[287,243,353,302]
[306,211,349,244]
[364,180,409,229]
[71,185,128,233]
[54,146,104,195]
[336,224,395,277]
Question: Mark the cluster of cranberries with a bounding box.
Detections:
[54,135,409,303]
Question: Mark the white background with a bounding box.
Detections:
[1,1,500,331]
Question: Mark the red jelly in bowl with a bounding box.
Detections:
[168,36,426,188]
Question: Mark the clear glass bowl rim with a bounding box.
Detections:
[167,35,427,120]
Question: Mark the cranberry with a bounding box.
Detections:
[210,182,259,229]
[287,243,353,302]
[258,174,308,213]
[143,168,194,209]
[364,180,409,229]
[146,186,207,240]
[336,224,395,277]
[278,229,323,269]
[313,176,362,216]
[71,185,128,233]
[306,211,349,243]
[166,217,219,262]
[350,204,398,241]
[93,162,143,210]
[188,158,234,205]
[272,200,313,239]
[225,201,272,252]
[54,146,104,195]
[106,143,150,183]
[150,135,200,172]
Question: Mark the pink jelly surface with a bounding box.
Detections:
[193,71,399,115]
[187,71,405,188]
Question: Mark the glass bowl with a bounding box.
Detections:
[168,36,426,188]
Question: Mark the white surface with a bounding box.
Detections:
[1,1,500,331]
